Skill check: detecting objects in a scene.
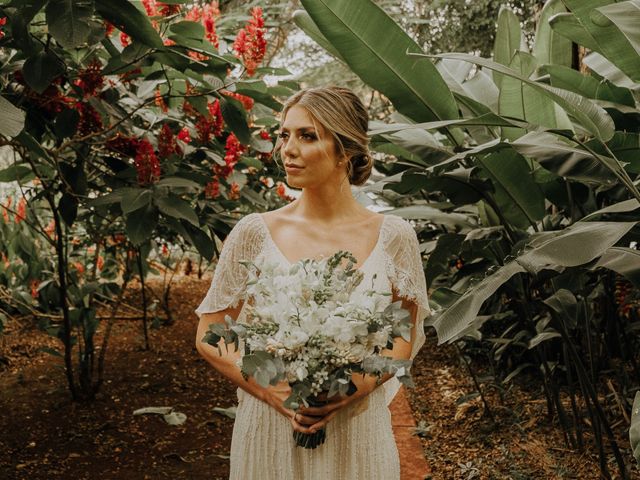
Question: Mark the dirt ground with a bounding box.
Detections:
[0,277,637,479]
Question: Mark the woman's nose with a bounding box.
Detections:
[282,137,298,158]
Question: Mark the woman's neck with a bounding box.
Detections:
[291,181,365,223]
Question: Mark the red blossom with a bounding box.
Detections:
[0,17,6,40]
[14,197,26,223]
[223,90,254,111]
[45,219,56,239]
[142,0,158,16]
[228,182,241,200]
[185,2,220,47]
[75,59,104,97]
[275,181,286,199]
[105,21,115,37]
[134,139,161,186]
[157,124,182,159]
[195,115,213,144]
[1,196,12,223]
[155,88,168,112]
[120,32,131,47]
[161,244,169,256]
[30,279,40,299]
[106,133,140,158]
[177,127,192,143]
[74,262,85,275]
[232,7,267,76]
[158,2,181,16]
[224,133,244,168]
[96,256,104,271]
[76,101,103,136]
[208,99,223,136]
[259,130,271,140]
[205,178,220,199]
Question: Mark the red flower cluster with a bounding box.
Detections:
[105,21,115,37]
[195,99,223,144]
[106,133,139,158]
[155,88,168,112]
[205,134,245,200]
[45,219,56,239]
[30,279,40,299]
[75,59,104,97]
[15,197,26,223]
[157,124,182,159]
[222,133,244,173]
[142,0,158,16]
[14,71,72,117]
[205,178,220,199]
[177,127,192,143]
[158,2,181,16]
[0,17,7,39]
[274,181,295,202]
[223,90,254,111]
[233,7,267,76]
[76,101,103,136]
[185,2,220,48]
[134,139,161,186]
[228,182,241,200]
[120,31,131,47]
[1,196,12,223]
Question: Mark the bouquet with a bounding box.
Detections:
[202,251,414,449]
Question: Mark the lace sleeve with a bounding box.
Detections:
[195,213,265,317]
[383,215,431,360]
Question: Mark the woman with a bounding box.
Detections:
[195,86,430,479]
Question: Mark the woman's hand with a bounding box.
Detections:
[295,374,379,433]
[262,380,326,434]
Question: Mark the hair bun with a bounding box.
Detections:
[348,152,373,186]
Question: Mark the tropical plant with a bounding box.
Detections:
[0,0,295,400]
[295,0,640,477]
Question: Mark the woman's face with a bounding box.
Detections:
[279,105,345,189]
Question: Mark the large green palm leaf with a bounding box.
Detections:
[560,0,640,81]
[298,0,459,125]
[533,0,572,67]
[428,220,636,343]
[425,52,615,142]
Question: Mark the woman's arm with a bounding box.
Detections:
[195,305,299,423]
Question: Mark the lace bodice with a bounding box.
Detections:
[195,212,431,401]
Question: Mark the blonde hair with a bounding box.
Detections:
[275,86,373,186]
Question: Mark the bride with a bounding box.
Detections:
[195,86,430,479]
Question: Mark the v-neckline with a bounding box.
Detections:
[257,213,387,272]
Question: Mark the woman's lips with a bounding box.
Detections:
[285,165,304,173]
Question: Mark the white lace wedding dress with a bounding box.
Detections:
[195,212,430,480]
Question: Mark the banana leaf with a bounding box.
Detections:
[532,0,572,67]
[493,6,523,90]
[561,0,640,82]
[426,52,615,142]
[428,220,636,343]
[298,0,459,125]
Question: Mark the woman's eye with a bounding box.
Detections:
[301,133,316,140]
[278,132,289,139]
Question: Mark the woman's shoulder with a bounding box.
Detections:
[381,213,415,235]
[227,212,267,241]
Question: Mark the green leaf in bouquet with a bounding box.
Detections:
[242,351,281,388]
